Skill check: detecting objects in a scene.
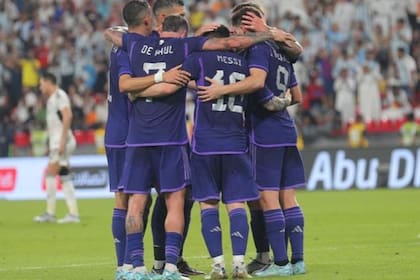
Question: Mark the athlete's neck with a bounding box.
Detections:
[47,85,58,97]
[159,31,186,39]
[128,26,151,37]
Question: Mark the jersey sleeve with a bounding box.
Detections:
[247,42,270,72]
[57,93,71,110]
[117,49,132,77]
[255,86,275,104]
[185,36,209,54]
[122,33,129,52]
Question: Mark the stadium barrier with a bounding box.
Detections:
[1,146,419,200]
[0,155,113,200]
[303,146,420,190]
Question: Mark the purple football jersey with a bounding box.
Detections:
[104,45,132,147]
[182,51,249,154]
[246,41,299,147]
[121,33,207,146]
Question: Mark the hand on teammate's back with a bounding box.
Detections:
[164,65,191,86]
[196,77,225,102]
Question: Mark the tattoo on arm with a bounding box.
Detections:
[232,31,272,49]
[204,31,272,50]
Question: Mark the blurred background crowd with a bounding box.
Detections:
[0,0,419,157]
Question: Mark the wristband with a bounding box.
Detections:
[154,72,163,83]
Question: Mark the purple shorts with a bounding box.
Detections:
[250,144,306,191]
[105,146,126,192]
[122,145,190,194]
[191,153,259,204]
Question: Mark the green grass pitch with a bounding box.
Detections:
[1,188,419,280]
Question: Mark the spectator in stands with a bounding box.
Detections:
[382,83,412,120]
[334,67,356,126]
[326,22,348,52]
[357,62,382,122]
[372,23,391,75]
[0,115,13,157]
[305,69,325,111]
[348,114,369,148]
[0,0,418,152]
[315,48,334,97]
[400,112,419,146]
[391,18,412,54]
[57,39,76,92]
[393,47,417,104]
[333,49,358,79]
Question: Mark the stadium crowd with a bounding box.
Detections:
[0,0,419,156]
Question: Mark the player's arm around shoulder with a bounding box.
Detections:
[196,67,266,102]
[202,29,276,51]
[104,27,123,47]
[241,12,303,61]
[126,66,191,101]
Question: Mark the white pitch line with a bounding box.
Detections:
[0,261,113,272]
[0,256,209,272]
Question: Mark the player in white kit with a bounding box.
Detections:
[33,72,80,224]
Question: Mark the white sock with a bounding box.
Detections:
[45,176,56,215]
[61,175,79,216]
[164,263,177,272]
[256,252,270,264]
[154,260,165,269]
[212,255,225,267]
[133,266,147,273]
[122,264,133,271]
[233,255,245,267]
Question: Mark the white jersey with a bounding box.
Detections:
[46,88,76,151]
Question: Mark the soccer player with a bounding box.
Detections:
[137,24,273,279]
[107,1,204,277]
[106,3,192,280]
[153,0,186,28]
[33,72,80,224]
[112,10,290,280]
[182,25,259,279]
[231,5,306,276]
[105,25,133,280]
[105,3,192,278]
[120,14,193,280]
[149,1,206,276]
[197,3,306,276]
[232,2,303,63]
[189,6,305,275]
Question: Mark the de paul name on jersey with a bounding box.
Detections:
[140,43,174,56]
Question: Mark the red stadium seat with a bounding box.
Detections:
[73,130,86,145]
[14,131,30,148]
[84,130,96,145]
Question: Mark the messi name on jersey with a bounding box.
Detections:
[216,55,243,66]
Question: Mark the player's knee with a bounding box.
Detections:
[279,189,298,208]
[115,192,129,209]
[47,162,60,175]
